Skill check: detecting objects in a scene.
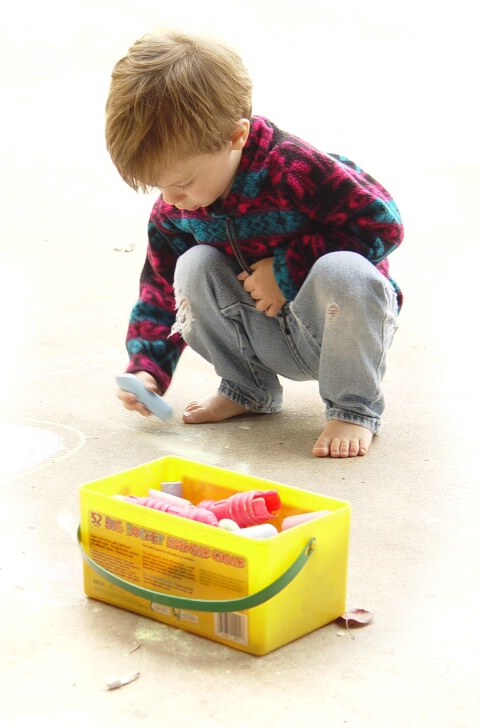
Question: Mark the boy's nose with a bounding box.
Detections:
[162,189,185,206]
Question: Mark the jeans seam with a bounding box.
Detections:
[279,305,318,379]
[231,318,282,408]
[374,286,397,394]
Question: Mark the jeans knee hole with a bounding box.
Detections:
[170,293,193,338]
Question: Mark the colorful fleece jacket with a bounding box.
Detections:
[126,115,404,393]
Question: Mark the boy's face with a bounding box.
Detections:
[155,120,250,211]
[156,148,240,210]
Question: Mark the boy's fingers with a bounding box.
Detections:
[137,405,152,416]
[117,389,150,415]
[134,371,159,391]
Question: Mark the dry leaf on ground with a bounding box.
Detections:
[336,608,374,628]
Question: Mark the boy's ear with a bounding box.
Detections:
[230,119,250,150]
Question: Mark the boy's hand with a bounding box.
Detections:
[117,371,160,417]
[237,258,286,317]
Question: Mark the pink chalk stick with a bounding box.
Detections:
[148,489,191,506]
[118,495,218,525]
[281,510,331,531]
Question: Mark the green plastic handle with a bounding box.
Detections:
[78,526,316,613]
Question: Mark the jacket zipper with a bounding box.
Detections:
[225,217,253,275]
[281,304,291,335]
[225,216,290,334]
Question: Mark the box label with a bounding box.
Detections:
[87,510,249,602]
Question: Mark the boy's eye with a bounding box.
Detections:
[178,181,193,191]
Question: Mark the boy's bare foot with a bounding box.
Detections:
[313,420,373,458]
[183,394,251,424]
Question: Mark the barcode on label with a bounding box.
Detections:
[214,612,248,645]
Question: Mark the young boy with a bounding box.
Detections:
[105,31,403,458]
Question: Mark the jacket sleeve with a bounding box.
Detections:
[272,145,404,300]
[125,203,193,394]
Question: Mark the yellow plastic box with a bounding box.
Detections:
[79,456,351,655]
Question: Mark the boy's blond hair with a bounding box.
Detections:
[105,32,253,192]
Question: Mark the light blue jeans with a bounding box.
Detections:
[173,247,398,434]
